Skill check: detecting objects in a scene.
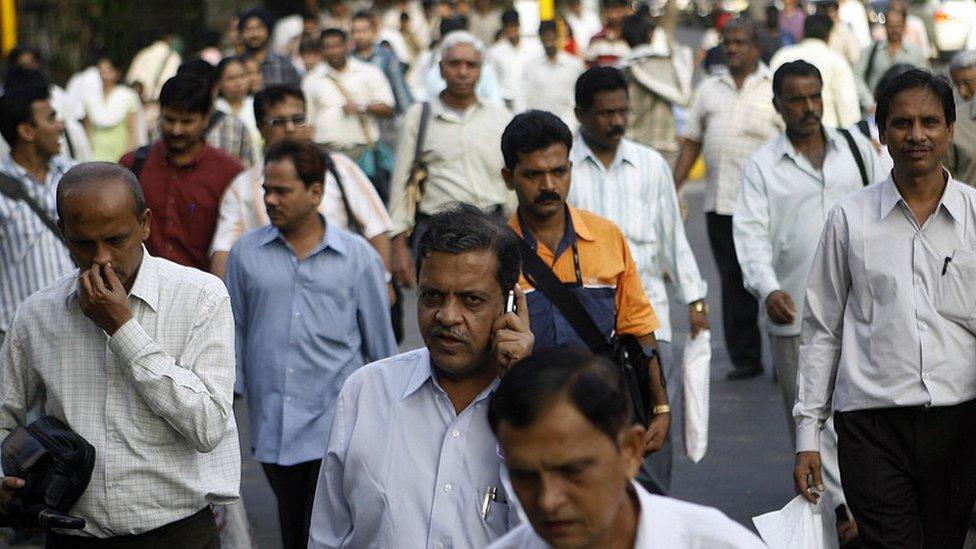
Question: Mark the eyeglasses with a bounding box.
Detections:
[265,115,307,128]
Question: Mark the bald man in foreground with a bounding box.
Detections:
[0,162,240,547]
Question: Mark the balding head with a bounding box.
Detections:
[56,162,146,221]
[56,162,151,292]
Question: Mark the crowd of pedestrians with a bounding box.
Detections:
[0,0,975,548]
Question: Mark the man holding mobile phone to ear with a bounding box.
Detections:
[307,203,534,548]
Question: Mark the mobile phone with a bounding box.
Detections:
[504,289,516,315]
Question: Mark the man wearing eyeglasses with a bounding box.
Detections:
[209,84,393,283]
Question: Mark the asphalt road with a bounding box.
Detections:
[235,178,798,548]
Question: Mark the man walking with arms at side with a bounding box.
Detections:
[226,139,396,549]
[794,69,976,548]
[568,67,708,494]
[734,60,884,545]
[674,18,783,380]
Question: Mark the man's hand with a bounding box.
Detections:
[765,290,796,325]
[491,284,533,375]
[793,450,824,503]
[643,412,670,454]
[0,477,25,508]
[78,263,133,335]
[689,303,709,338]
[392,236,417,288]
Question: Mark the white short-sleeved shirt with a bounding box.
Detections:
[303,58,395,149]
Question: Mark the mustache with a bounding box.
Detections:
[430,324,469,343]
[608,126,625,137]
[535,190,562,203]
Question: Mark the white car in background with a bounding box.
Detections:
[933,0,976,56]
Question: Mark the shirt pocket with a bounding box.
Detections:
[936,248,976,333]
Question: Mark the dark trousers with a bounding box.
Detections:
[704,212,762,371]
[261,459,321,549]
[835,400,976,548]
[46,507,218,549]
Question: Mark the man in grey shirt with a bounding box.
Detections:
[793,70,976,547]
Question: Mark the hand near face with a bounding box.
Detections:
[492,284,533,375]
[78,263,133,335]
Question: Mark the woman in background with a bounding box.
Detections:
[84,56,142,161]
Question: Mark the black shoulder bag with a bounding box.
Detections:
[516,237,658,426]
[838,128,869,187]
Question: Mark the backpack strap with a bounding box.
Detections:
[131,145,151,178]
[838,128,869,187]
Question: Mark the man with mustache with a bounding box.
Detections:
[501,110,671,493]
[567,66,708,496]
[307,203,534,548]
[675,18,784,381]
[793,69,976,547]
[733,60,884,546]
[225,139,396,549]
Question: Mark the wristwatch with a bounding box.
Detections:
[690,300,709,315]
[652,404,671,415]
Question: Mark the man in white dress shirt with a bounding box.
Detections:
[523,21,584,132]
[308,204,534,548]
[793,69,976,547]
[568,66,708,495]
[0,162,239,545]
[734,60,885,545]
[489,9,544,113]
[487,346,765,549]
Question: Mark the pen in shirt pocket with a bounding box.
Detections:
[942,256,952,276]
[481,486,497,520]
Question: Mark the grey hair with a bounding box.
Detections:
[439,31,485,63]
[56,162,147,220]
[949,50,976,73]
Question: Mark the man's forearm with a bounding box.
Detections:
[368,233,393,271]
[674,138,702,190]
[637,332,667,406]
[211,251,229,280]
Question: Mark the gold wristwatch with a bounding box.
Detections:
[652,405,671,415]
[690,300,709,314]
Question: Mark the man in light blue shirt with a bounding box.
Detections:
[733,61,884,545]
[225,139,396,549]
[308,203,535,548]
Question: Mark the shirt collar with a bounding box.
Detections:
[432,95,483,121]
[778,127,843,162]
[401,349,501,401]
[508,203,594,245]
[65,247,159,312]
[572,133,636,170]
[258,215,346,256]
[878,170,964,221]
[717,62,771,89]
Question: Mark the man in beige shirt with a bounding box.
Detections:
[302,28,395,156]
[388,31,513,286]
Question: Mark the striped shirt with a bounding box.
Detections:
[569,137,707,343]
[0,154,75,332]
[206,112,256,168]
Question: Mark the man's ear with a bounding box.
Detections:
[16,121,35,144]
[310,180,325,204]
[618,425,646,479]
[140,209,152,242]
[772,96,782,116]
[502,167,514,191]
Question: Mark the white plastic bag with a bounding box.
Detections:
[752,493,839,549]
[682,329,711,462]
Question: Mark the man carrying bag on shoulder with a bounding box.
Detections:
[501,110,673,495]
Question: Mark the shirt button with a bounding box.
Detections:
[915,276,922,285]
[285,396,292,402]
[452,430,460,438]
[293,311,301,318]
[444,484,453,493]
[919,323,927,332]
[287,368,294,374]
[433,543,445,549]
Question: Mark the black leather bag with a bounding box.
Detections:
[0,416,95,529]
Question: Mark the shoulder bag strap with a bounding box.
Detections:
[326,154,363,235]
[326,72,375,149]
[131,145,151,178]
[838,128,869,187]
[864,40,881,90]
[515,236,610,354]
[413,101,431,166]
[0,171,61,237]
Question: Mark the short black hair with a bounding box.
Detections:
[501,110,573,170]
[772,60,823,96]
[622,14,655,48]
[764,5,780,29]
[159,73,213,115]
[264,139,326,189]
[575,66,628,111]
[439,15,469,37]
[803,13,833,41]
[176,58,218,91]
[602,0,629,8]
[538,20,557,35]
[0,83,50,147]
[2,66,49,93]
[488,346,632,444]
[417,203,521,297]
[254,84,305,126]
[352,10,375,24]
[56,162,147,220]
[320,27,349,43]
[215,56,245,82]
[876,68,955,133]
[501,9,520,26]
